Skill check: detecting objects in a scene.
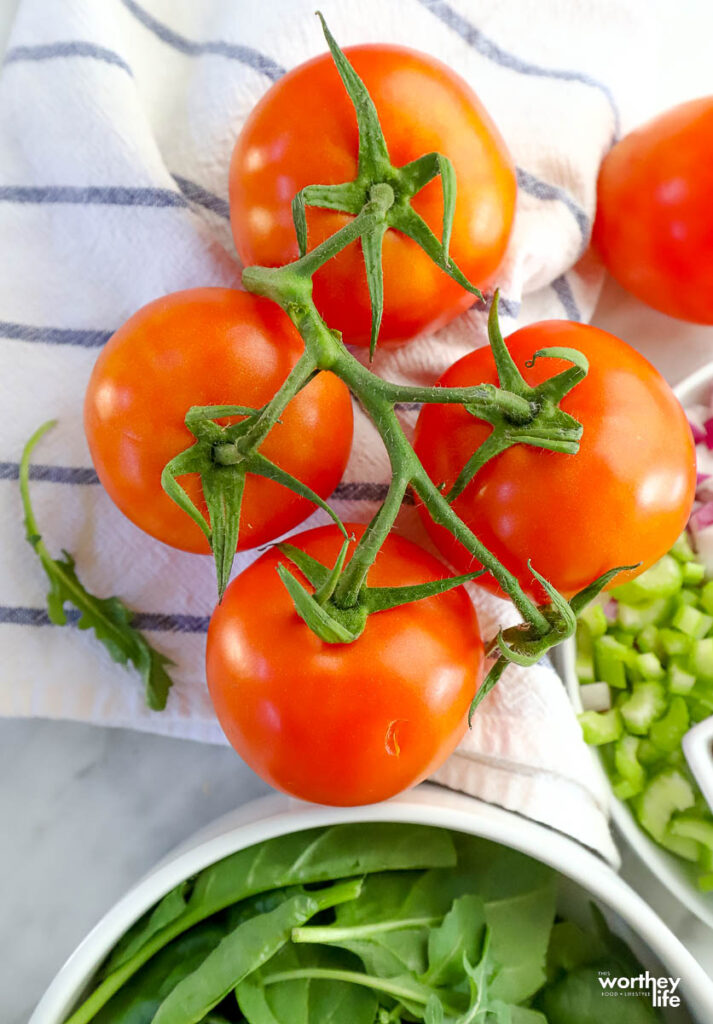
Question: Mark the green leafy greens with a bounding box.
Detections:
[65,824,666,1024]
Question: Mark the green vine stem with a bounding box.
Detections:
[162,14,626,709]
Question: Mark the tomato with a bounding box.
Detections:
[414,321,696,600]
[593,97,713,323]
[206,524,483,805]
[84,288,353,552]
[229,45,516,347]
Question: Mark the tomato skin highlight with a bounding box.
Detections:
[593,97,713,323]
[206,525,483,805]
[84,288,353,553]
[229,44,516,347]
[414,321,696,601]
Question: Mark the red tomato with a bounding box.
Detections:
[84,288,353,552]
[206,524,483,805]
[229,45,516,347]
[414,321,696,600]
[593,97,713,322]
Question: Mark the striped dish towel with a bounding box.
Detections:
[0,0,657,861]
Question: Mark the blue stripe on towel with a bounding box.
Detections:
[0,184,188,207]
[0,322,113,347]
[551,275,582,320]
[5,42,133,75]
[0,605,211,633]
[516,168,590,250]
[416,0,620,136]
[172,175,231,219]
[120,0,285,80]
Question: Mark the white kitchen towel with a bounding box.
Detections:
[0,0,663,862]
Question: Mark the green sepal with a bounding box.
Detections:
[469,657,508,724]
[201,464,246,601]
[276,563,364,643]
[246,453,347,539]
[389,204,483,298]
[487,291,528,392]
[570,564,640,618]
[21,421,174,711]
[276,543,332,590]
[362,221,387,359]
[365,570,483,613]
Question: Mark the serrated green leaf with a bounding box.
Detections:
[20,422,175,712]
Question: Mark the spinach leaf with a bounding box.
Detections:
[545,920,606,980]
[70,824,454,1024]
[292,870,448,976]
[152,879,362,1024]
[103,880,192,975]
[424,895,486,988]
[236,944,378,1024]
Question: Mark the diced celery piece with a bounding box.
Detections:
[638,739,666,768]
[634,651,665,680]
[699,845,713,871]
[659,628,691,658]
[619,682,667,735]
[689,637,713,683]
[579,682,611,712]
[575,652,595,684]
[612,555,682,604]
[659,830,701,862]
[668,659,696,695]
[669,815,713,851]
[671,531,695,563]
[700,580,713,616]
[635,770,695,847]
[614,734,645,788]
[635,624,661,655]
[672,604,713,638]
[617,597,673,631]
[698,873,713,892]
[689,698,713,723]
[682,561,705,585]
[676,588,699,608]
[612,776,644,800]
[649,696,689,752]
[578,709,623,746]
[579,602,607,638]
[612,629,636,647]
[593,636,629,690]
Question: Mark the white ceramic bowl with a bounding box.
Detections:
[31,784,713,1023]
[561,363,713,929]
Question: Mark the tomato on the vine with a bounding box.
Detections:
[593,97,713,323]
[229,45,516,347]
[206,524,483,805]
[414,321,696,600]
[84,288,353,553]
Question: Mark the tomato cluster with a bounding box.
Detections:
[82,33,698,806]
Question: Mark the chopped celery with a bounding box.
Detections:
[635,770,696,848]
[613,776,644,800]
[671,531,695,562]
[700,579,713,616]
[649,697,689,752]
[579,602,607,638]
[614,735,645,788]
[672,603,713,638]
[611,629,636,647]
[669,815,713,851]
[633,651,665,679]
[668,659,696,695]
[593,636,629,690]
[612,554,682,604]
[578,709,622,746]
[689,637,713,682]
[682,561,706,585]
[659,628,691,657]
[676,588,699,608]
[617,597,673,630]
[579,682,611,712]
[635,624,661,655]
[575,652,594,684]
[637,739,666,768]
[698,873,713,893]
[619,682,666,735]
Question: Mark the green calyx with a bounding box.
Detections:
[277,540,484,644]
[289,11,482,359]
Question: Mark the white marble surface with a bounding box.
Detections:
[5,1,713,1022]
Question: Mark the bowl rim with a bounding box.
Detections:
[30,784,713,1024]
[560,362,713,930]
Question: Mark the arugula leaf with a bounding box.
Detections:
[236,944,378,1024]
[152,880,362,1024]
[536,965,661,1023]
[424,895,486,988]
[20,421,174,710]
[68,824,455,1024]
